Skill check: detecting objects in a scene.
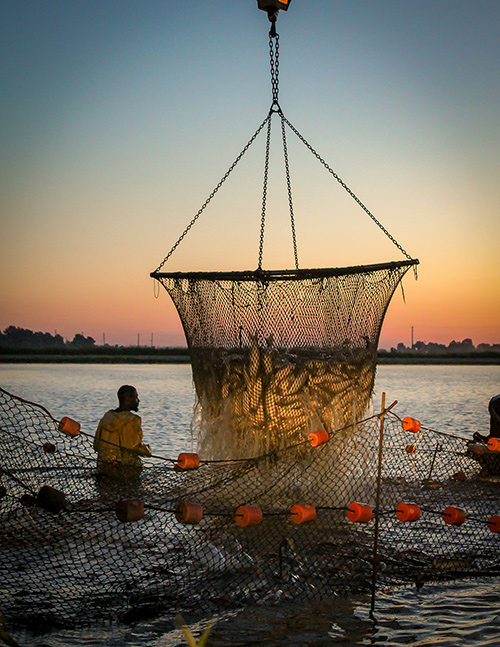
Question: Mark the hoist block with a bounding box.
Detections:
[258,0,291,14]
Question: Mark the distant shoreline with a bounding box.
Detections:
[0,350,499,365]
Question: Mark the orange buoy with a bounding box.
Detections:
[177,452,200,470]
[58,416,81,437]
[36,485,69,514]
[442,505,466,526]
[396,502,421,522]
[235,505,263,527]
[175,501,203,524]
[402,417,421,433]
[347,502,372,523]
[488,515,500,533]
[406,444,417,453]
[487,438,500,452]
[290,503,317,524]
[116,498,145,523]
[308,429,329,447]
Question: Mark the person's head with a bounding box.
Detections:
[117,385,139,412]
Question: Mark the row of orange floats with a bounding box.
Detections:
[114,498,500,533]
[395,502,500,532]
[54,420,330,467]
[175,430,329,470]
[403,416,500,457]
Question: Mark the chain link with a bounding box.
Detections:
[258,117,272,270]
[269,33,280,106]
[281,114,299,269]
[155,24,415,277]
[281,114,415,263]
[154,114,271,273]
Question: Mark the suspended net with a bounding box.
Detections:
[151,261,416,460]
[1,385,499,630]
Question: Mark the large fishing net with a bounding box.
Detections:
[1,384,499,630]
[3,7,498,635]
[151,262,415,460]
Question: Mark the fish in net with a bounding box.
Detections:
[151,262,416,460]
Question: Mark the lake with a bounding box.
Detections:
[1,363,499,646]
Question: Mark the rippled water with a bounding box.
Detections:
[1,363,500,646]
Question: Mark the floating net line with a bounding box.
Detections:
[151,261,416,460]
[1,385,499,630]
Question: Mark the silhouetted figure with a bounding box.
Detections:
[94,385,152,479]
[473,394,500,443]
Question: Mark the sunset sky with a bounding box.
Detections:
[1,0,499,350]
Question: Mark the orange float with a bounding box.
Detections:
[396,502,421,522]
[58,416,81,437]
[235,505,263,527]
[175,501,203,524]
[177,453,200,470]
[116,498,145,523]
[406,445,416,453]
[488,515,500,533]
[442,505,466,526]
[290,503,316,524]
[308,429,329,447]
[402,417,421,433]
[347,502,372,523]
[487,438,500,452]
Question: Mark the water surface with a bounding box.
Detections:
[1,363,499,646]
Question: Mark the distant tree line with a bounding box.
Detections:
[1,326,498,355]
[0,326,96,349]
[386,338,500,354]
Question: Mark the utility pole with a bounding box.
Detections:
[151,333,154,348]
[137,333,140,347]
[411,326,414,350]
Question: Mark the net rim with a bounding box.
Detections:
[150,259,419,282]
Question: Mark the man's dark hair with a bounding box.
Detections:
[117,385,136,402]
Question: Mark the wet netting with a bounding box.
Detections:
[1,384,500,629]
[151,262,415,460]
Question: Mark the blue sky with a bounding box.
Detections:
[1,1,499,348]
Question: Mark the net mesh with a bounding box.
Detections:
[0,385,499,628]
[151,262,415,459]
[3,259,499,630]
[1,384,500,628]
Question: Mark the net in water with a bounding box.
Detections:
[1,380,499,630]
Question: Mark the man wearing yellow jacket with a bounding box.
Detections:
[94,385,152,479]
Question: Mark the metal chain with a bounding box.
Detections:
[281,114,299,269]
[154,114,271,273]
[258,115,272,270]
[281,114,414,263]
[269,33,280,107]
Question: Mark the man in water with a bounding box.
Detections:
[473,394,500,443]
[94,385,152,479]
